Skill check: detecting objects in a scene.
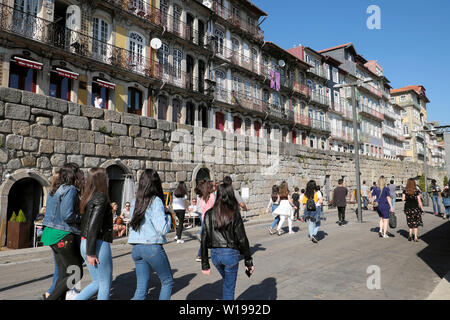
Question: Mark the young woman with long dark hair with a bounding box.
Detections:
[302,180,323,243]
[195,180,216,262]
[402,179,424,242]
[76,168,113,300]
[173,181,189,244]
[41,164,84,300]
[128,169,174,300]
[201,183,254,300]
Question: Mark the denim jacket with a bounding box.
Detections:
[43,184,80,234]
[128,196,171,245]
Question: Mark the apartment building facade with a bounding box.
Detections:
[390,85,430,163]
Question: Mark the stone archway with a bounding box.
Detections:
[0,170,50,246]
[101,160,133,212]
[191,163,214,199]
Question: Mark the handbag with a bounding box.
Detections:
[389,212,397,229]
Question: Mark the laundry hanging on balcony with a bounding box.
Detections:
[269,69,280,92]
[13,57,42,70]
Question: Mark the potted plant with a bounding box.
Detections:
[7,210,31,249]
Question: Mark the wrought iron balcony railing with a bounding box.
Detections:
[0,3,163,80]
[310,91,330,107]
[310,119,331,132]
[211,1,264,41]
[292,81,310,97]
[359,103,384,121]
[213,44,264,76]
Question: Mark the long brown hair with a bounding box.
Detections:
[279,181,289,198]
[199,180,214,202]
[80,167,110,214]
[213,183,238,231]
[405,178,417,196]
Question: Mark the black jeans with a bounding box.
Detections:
[174,210,186,239]
[337,207,346,222]
[48,233,83,300]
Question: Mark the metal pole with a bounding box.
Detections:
[424,141,429,206]
[351,85,363,222]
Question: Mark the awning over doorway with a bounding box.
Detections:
[13,57,43,70]
[55,68,79,80]
[95,79,115,90]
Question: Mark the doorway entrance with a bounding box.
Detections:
[107,165,125,212]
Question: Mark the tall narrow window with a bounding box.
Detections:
[158,95,168,120]
[50,72,72,101]
[215,70,226,100]
[214,28,225,55]
[9,60,37,93]
[127,87,143,115]
[128,32,145,73]
[173,49,183,80]
[172,99,181,123]
[93,17,110,61]
[13,0,40,38]
[158,43,170,79]
[173,5,181,36]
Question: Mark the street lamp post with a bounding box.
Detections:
[334,78,373,223]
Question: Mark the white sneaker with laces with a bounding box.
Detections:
[65,288,80,300]
[177,239,184,244]
[383,234,389,239]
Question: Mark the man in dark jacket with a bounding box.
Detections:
[333,179,348,226]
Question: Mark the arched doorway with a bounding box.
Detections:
[6,178,44,247]
[196,168,211,185]
[107,165,126,212]
[191,164,214,200]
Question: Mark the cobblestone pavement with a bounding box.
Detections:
[1,205,450,300]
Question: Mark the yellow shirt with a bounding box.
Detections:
[302,192,319,205]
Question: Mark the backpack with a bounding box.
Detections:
[306,197,316,212]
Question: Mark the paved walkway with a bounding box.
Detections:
[1,205,450,300]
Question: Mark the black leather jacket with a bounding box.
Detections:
[80,192,113,256]
[201,208,253,270]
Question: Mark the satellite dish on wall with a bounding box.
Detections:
[150,38,162,50]
[203,0,212,9]
[278,60,286,68]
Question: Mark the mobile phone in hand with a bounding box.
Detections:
[245,268,252,278]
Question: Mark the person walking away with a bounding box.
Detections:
[388,180,397,213]
[201,183,254,300]
[172,182,189,243]
[292,188,300,221]
[402,178,424,242]
[76,168,113,300]
[430,179,442,216]
[316,186,326,221]
[266,185,280,235]
[372,176,394,238]
[302,180,322,243]
[41,164,84,300]
[195,180,216,262]
[441,183,450,219]
[128,169,174,300]
[361,181,370,210]
[333,179,348,226]
[273,182,297,236]
[299,189,305,222]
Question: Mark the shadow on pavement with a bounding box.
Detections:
[417,221,450,278]
[237,277,277,300]
[110,268,197,300]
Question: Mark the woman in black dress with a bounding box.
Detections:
[402,178,424,242]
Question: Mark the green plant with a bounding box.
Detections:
[444,176,448,188]
[99,125,108,134]
[109,132,118,137]
[9,212,16,222]
[16,210,27,223]
[419,173,425,192]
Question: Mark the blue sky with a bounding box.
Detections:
[252,0,450,125]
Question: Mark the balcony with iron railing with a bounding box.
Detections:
[310,91,330,107]
[382,124,401,139]
[307,65,327,79]
[359,81,382,98]
[358,102,384,121]
[294,113,312,128]
[310,118,331,132]
[330,129,352,143]
[0,3,164,80]
[212,87,265,113]
[214,44,264,76]
[330,99,353,120]
[103,1,207,46]
[292,81,310,97]
[211,1,264,41]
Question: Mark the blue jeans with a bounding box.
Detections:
[271,216,280,229]
[306,209,321,239]
[211,248,239,300]
[363,196,369,209]
[445,207,450,218]
[76,239,112,300]
[197,216,204,257]
[47,253,58,295]
[432,195,442,214]
[391,198,396,212]
[318,205,325,220]
[131,244,174,300]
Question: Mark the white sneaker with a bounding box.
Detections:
[65,288,80,300]
[174,236,178,241]
[383,234,389,239]
[177,239,184,244]
[288,231,295,234]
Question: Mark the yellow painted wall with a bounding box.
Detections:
[115,84,126,113]
[115,26,127,49]
[77,75,88,106]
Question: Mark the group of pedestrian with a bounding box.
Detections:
[266,180,324,243]
[40,166,253,301]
